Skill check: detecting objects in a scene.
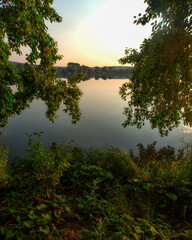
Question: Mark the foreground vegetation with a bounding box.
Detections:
[0,135,192,239]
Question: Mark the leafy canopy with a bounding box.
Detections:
[0,0,83,128]
[119,0,192,136]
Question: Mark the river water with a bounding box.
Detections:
[0,78,191,159]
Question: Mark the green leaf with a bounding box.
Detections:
[41,213,52,221]
[11,191,21,198]
[28,211,38,220]
[157,213,167,218]
[16,215,21,222]
[175,112,180,121]
[54,210,61,219]
[122,214,134,221]
[73,170,79,177]
[65,206,71,213]
[23,220,35,228]
[1,228,6,235]
[16,231,24,240]
[159,204,166,208]
[38,17,43,24]
[167,193,177,201]
[39,225,50,235]
[7,94,14,107]
[134,226,143,234]
[37,218,47,225]
[6,230,16,238]
[36,204,47,210]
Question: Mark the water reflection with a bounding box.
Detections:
[0,78,191,159]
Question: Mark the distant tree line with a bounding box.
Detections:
[56,62,132,80]
[10,61,132,80]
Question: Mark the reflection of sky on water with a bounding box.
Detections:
[182,126,192,134]
[0,79,191,159]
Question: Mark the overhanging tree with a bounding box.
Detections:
[0,0,83,128]
[119,0,192,136]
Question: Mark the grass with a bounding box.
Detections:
[0,134,192,239]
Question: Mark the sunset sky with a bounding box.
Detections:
[10,0,152,67]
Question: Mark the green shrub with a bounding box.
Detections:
[9,134,72,200]
[100,148,138,180]
[0,135,76,239]
[1,138,192,240]
[0,142,9,187]
[72,147,138,181]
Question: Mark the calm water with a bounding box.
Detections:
[0,78,191,159]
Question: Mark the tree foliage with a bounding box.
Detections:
[119,0,192,136]
[0,0,83,128]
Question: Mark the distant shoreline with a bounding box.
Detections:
[10,61,133,80]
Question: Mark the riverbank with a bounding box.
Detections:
[0,136,192,239]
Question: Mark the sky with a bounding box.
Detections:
[10,0,152,67]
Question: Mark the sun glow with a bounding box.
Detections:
[73,0,151,66]
[9,0,152,67]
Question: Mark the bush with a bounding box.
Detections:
[1,138,192,239]
[0,142,9,187]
